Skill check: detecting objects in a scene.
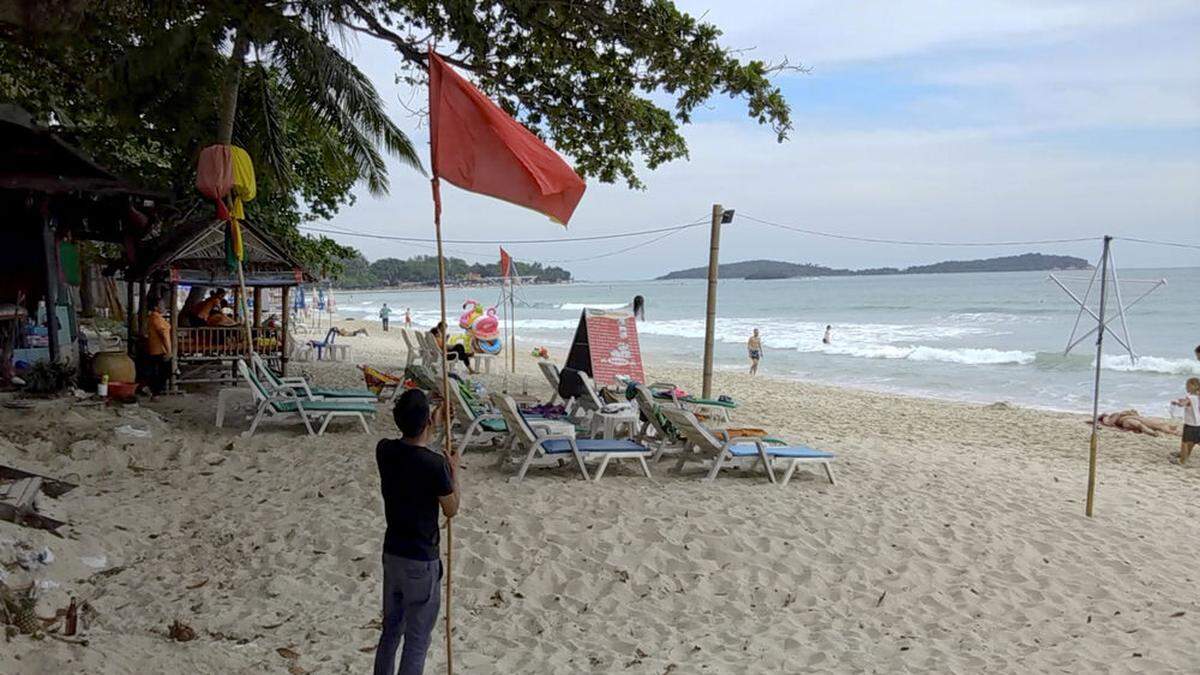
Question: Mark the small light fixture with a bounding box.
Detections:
[721,209,735,224]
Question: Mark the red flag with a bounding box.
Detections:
[499,247,512,278]
[428,48,586,225]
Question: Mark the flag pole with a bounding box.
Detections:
[510,267,517,374]
[1085,235,1112,517]
[431,177,455,674]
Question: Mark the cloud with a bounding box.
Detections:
[687,0,1200,67]
[311,2,1200,280]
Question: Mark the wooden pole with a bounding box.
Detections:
[280,286,291,376]
[40,214,60,363]
[1085,235,1112,518]
[701,203,723,399]
[510,276,517,374]
[253,287,262,329]
[168,281,179,392]
[431,179,455,675]
[501,277,510,373]
[125,280,135,357]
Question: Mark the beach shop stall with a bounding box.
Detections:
[0,106,161,383]
[126,218,312,388]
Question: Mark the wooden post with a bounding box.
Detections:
[509,277,517,374]
[136,281,147,349]
[280,286,290,376]
[701,203,723,399]
[501,277,510,373]
[169,281,179,392]
[253,287,262,329]
[1085,235,1112,518]
[40,215,60,363]
[125,279,135,357]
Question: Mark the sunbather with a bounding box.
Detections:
[1097,410,1178,437]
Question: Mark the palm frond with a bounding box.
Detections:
[270,16,425,180]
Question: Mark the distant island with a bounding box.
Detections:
[334,254,571,288]
[657,253,1092,280]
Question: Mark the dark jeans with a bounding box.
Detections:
[147,355,171,394]
[382,318,389,331]
[374,554,442,675]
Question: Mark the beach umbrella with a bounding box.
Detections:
[425,46,586,671]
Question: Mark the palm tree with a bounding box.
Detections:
[103,2,423,198]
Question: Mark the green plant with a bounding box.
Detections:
[23,360,77,395]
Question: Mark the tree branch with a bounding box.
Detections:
[338,0,475,72]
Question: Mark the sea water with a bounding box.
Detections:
[335,268,1199,414]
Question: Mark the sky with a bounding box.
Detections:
[311,1,1200,279]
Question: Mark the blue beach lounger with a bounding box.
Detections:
[491,393,653,482]
[660,406,835,485]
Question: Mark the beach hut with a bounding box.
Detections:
[0,105,162,378]
[126,218,313,388]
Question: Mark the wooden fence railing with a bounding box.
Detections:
[176,326,283,359]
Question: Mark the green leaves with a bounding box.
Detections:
[342,0,793,188]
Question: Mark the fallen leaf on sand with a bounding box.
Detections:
[359,645,376,653]
[167,619,196,642]
[277,647,300,660]
[288,666,307,675]
[185,579,208,590]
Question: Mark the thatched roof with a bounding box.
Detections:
[129,218,314,287]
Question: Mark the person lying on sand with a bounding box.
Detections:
[334,326,369,337]
[1096,410,1178,437]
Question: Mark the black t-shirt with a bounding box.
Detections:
[376,439,454,561]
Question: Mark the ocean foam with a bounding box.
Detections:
[558,302,629,310]
[821,344,1035,366]
[1100,354,1200,376]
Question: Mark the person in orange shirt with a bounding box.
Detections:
[145,299,173,394]
[190,288,226,324]
[206,307,238,327]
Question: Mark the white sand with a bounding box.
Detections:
[2,320,1198,673]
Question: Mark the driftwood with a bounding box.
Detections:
[0,465,78,532]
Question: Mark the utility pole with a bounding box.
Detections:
[701,203,726,398]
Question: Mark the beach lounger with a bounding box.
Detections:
[235,360,376,436]
[359,364,405,400]
[417,330,465,375]
[492,393,653,482]
[651,384,737,422]
[400,328,422,368]
[448,380,509,450]
[536,360,562,405]
[659,407,835,485]
[632,384,691,461]
[251,352,377,401]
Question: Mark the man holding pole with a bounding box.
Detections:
[373,389,460,675]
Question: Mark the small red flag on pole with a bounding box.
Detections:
[499,247,512,278]
[426,46,586,675]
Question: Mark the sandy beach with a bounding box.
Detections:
[2,319,1198,674]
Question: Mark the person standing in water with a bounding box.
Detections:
[822,325,832,345]
[404,307,412,329]
[380,303,391,332]
[748,329,762,375]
